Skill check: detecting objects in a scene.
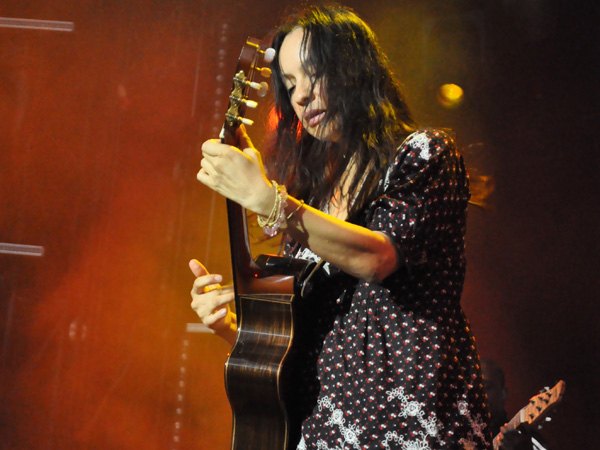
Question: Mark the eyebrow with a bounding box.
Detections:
[281,72,295,83]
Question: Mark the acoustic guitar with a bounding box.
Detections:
[219,37,321,450]
[492,380,565,450]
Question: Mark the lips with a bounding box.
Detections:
[304,109,326,128]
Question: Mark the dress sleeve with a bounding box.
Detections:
[366,129,470,270]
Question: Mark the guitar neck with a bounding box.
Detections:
[226,198,260,294]
[219,37,269,294]
[505,405,530,430]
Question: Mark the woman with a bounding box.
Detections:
[191,5,492,449]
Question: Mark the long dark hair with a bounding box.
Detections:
[266,4,416,219]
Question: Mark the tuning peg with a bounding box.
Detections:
[262,47,276,63]
[258,67,272,78]
[224,113,254,127]
[236,116,254,126]
[248,81,269,98]
[228,95,257,109]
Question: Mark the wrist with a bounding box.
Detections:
[252,179,276,216]
[256,181,288,237]
[213,311,237,346]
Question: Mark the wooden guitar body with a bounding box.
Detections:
[225,284,307,450]
[224,252,319,450]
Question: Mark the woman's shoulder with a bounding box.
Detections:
[398,128,457,157]
[379,129,459,191]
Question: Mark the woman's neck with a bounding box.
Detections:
[327,158,357,220]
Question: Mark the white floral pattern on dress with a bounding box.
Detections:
[457,400,488,449]
[408,132,433,160]
[306,389,447,450]
[316,396,364,450]
[383,131,432,191]
[300,393,486,450]
[383,387,442,449]
[297,436,307,450]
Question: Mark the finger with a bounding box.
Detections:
[189,259,208,277]
[196,168,212,186]
[201,139,228,157]
[190,288,234,323]
[236,124,254,150]
[204,307,228,325]
[199,158,216,178]
[210,287,235,309]
[191,274,223,294]
[200,156,213,171]
[242,146,262,165]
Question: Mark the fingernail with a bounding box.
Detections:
[216,308,227,319]
[214,275,223,283]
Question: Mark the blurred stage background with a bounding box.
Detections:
[1,0,598,448]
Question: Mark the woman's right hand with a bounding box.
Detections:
[189,259,237,344]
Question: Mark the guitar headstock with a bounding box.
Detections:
[492,380,566,449]
[220,37,275,146]
[523,380,566,429]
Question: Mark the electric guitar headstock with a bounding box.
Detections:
[220,37,275,146]
[493,380,566,450]
[520,380,566,429]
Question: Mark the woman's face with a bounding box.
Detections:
[278,27,340,142]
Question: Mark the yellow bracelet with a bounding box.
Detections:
[257,181,280,227]
[286,200,304,220]
[257,181,288,236]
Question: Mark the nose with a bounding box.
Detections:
[293,77,314,106]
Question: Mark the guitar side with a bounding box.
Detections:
[225,291,297,450]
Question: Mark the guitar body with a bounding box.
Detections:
[218,39,319,450]
[225,291,304,450]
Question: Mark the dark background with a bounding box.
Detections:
[1,1,597,448]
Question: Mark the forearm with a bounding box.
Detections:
[218,310,237,346]
[280,197,399,283]
[196,138,399,282]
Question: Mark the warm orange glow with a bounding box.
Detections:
[267,105,280,133]
[437,83,464,108]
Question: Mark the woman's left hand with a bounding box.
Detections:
[197,127,274,215]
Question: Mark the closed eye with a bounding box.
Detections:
[287,85,296,96]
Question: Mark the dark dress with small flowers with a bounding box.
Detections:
[286,130,492,450]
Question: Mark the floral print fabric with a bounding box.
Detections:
[287,130,492,449]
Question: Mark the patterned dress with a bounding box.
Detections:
[286,130,492,449]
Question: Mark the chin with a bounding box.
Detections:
[306,124,340,143]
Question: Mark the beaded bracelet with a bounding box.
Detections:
[257,181,288,237]
[257,181,280,228]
